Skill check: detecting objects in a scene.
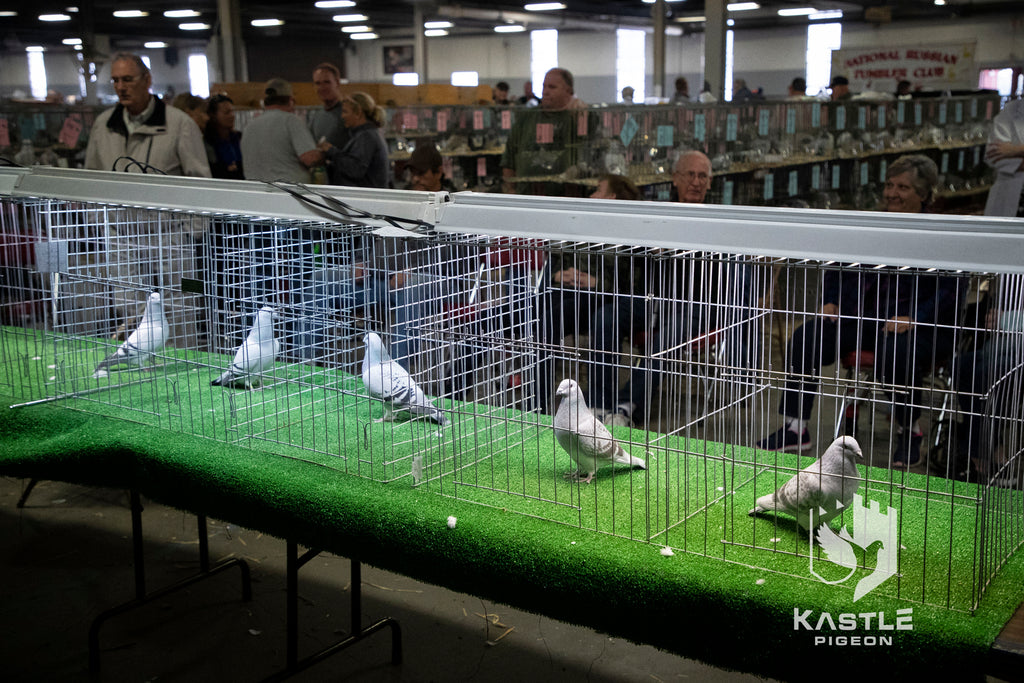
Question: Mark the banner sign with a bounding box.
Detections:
[831,42,976,92]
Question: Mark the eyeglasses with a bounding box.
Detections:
[673,170,710,183]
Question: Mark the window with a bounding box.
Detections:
[188,53,209,97]
[450,71,478,86]
[725,29,734,101]
[27,48,47,100]
[530,29,558,94]
[806,22,842,97]
[616,28,645,103]
[979,68,1022,98]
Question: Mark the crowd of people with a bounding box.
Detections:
[78,54,1023,480]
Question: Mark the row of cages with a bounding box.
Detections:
[1,170,1023,614]
[1,94,1001,200]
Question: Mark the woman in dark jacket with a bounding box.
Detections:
[203,94,243,180]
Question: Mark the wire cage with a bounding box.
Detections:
[1,167,1023,614]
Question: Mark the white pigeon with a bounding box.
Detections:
[361,332,446,425]
[211,306,279,389]
[93,291,168,378]
[749,436,863,531]
[553,378,646,484]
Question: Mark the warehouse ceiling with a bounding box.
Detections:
[2,0,1021,52]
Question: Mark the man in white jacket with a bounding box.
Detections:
[84,52,211,177]
[984,98,1024,217]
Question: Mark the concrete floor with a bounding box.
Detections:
[1,477,776,683]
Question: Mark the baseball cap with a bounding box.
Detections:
[264,77,293,98]
[408,141,442,174]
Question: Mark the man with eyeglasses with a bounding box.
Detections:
[84,52,210,177]
[672,150,713,203]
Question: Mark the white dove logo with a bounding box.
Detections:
[809,494,899,602]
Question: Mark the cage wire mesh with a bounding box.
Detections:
[1,188,1023,614]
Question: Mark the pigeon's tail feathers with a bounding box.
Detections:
[610,445,645,470]
[751,492,777,514]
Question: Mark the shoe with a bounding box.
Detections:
[757,426,812,453]
[892,432,923,467]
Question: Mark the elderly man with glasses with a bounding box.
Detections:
[84,52,210,176]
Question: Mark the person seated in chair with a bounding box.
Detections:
[536,174,642,416]
[758,155,963,467]
[588,152,726,428]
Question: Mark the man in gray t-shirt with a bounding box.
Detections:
[241,78,323,183]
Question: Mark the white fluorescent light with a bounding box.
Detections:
[65,6,79,12]
[315,0,356,8]
[934,0,946,5]
[39,13,72,21]
[179,22,210,30]
[0,11,19,17]
[145,41,168,48]
[393,73,419,86]
[341,25,371,32]
[164,10,200,18]
[350,32,377,40]
[424,21,453,29]
[642,0,684,4]
[665,26,683,36]
[727,18,735,26]
[113,10,149,18]
[676,15,706,23]
[524,2,566,10]
[451,71,479,86]
[809,10,843,20]
[251,18,284,27]
[332,13,368,22]
[727,2,760,10]
[777,7,818,16]
[494,24,526,33]
[26,45,46,52]
[424,29,448,36]
[61,37,82,45]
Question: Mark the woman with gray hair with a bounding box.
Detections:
[881,154,939,213]
[758,152,961,468]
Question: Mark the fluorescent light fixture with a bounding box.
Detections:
[65,6,79,11]
[251,18,284,27]
[61,37,82,45]
[424,20,453,29]
[727,2,760,10]
[665,26,683,36]
[113,10,149,18]
[524,2,566,10]
[451,71,479,86]
[642,0,684,4]
[809,9,843,19]
[145,41,168,48]
[39,13,71,21]
[934,0,946,4]
[350,32,377,40]
[393,73,419,86]
[26,45,45,52]
[424,29,448,37]
[494,24,526,33]
[777,7,818,16]
[332,13,368,22]
[164,10,200,18]
[315,0,356,7]
[676,15,706,23]
[341,25,371,32]
[727,18,735,25]
[0,11,19,16]
[179,22,210,30]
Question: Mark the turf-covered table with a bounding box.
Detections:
[3,385,1024,683]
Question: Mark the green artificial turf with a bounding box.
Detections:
[3,325,1024,681]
